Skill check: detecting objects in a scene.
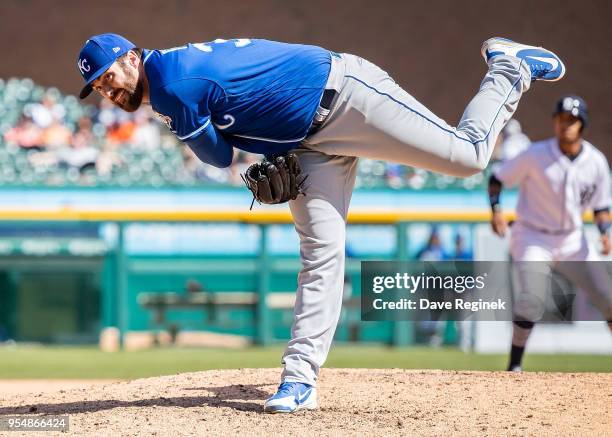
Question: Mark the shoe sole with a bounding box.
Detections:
[480,37,566,82]
[264,398,318,414]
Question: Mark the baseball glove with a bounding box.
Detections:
[241,153,307,208]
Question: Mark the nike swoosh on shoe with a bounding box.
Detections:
[527,56,559,70]
[297,388,312,403]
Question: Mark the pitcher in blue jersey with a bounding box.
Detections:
[78,33,566,413]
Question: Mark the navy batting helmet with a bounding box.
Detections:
[553,95,589,130]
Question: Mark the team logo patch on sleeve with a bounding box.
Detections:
[153,111,173,130]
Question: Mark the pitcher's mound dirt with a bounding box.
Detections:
[0,369,609,436]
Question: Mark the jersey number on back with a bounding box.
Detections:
[160,38,252,55]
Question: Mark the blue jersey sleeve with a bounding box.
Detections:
[162,78,233,168]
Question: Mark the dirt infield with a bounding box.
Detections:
[0,380,117,396]
[0,369,609,436]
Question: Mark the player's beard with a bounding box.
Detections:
[114,65,144,112]
[114,81,143,113]
[119,80,143,112]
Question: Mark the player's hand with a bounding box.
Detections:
[490,211,507,237]
[600,233,611,256]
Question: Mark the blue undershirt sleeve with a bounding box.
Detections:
[185,122,233,168]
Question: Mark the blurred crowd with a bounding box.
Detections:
[0,78,500,189]
[415,227,473,261]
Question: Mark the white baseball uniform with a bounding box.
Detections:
[282,53,532,385]
[494,138,612,322]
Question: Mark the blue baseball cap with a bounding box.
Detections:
[77,33,136,99]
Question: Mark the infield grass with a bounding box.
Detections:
[0,345,610,379]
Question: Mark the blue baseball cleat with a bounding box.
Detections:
[481,37,566,82]
[263,382,318,413]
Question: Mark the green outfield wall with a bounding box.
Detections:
[0,209,520,346]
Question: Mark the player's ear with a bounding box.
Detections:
[127,49,140,68]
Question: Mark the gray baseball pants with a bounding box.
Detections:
[282,53,532,385]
